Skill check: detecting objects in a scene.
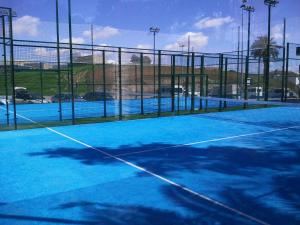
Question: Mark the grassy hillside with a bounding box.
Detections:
[0,63,293,97]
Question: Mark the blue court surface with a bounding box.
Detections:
[0,106,300,225]
[0,97,244,125]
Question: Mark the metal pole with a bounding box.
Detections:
[8,8,17,129]
[185,48,190,111]
[118,47,122,120]
[39,62,44,103]
[244,10,252,107]
[241,9,244,97]
[237,26,240,98]
[157,50,161,116]
[102,50,107,117]
[185,36,190,111]
[1,16,9,125]
[298,65,300,100]
[55,0,62,121]
[265,4,272,101]
[281,18,286,102]
[205,74,208,111]
[68,0,75,124]
[257,57,261,100]
[191,52,195,111]
[134,65,137,99]
[224,58,228,108]
[200,55,204,110]
[219,54,223,110]
[153,32,156,97]
[171,55,175,112]
[140,53,144,115]
[284,43,289,101]
[91,24,95,96]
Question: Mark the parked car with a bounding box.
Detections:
[83,92,114,101]
[0,99,6,105]
[15,88,49,103]
[51,93,84,103]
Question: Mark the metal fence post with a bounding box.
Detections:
[281,18,286,102]
[68,0,75,124]
[8,8,17,129]
[102,50,107,117]
[171,55,175,112]
[200,55,204,110]
[284,43,289,102]
[91,24,95,96]
[118,47,122,120]
[135,65,138,99]
[140,53,144,115]
[205,74,208,111]
[157,50,161,116]
[257,57,261,101]
[185,53,190,110]
[191,52,195,111]
[39,62,44,103]
[244,56,249,108]
[219,54,224,110]
[223,58,228,108]
[55,0,62,121]
[1,16,9,125]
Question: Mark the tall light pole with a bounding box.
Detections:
[149,27,160,96]
[240,0,247,98]
[241,3,254,105]
[264,0,279,101]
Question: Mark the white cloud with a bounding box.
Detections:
[271,24,283,41]
[13,15,40,37]
[83,26,120,40]
[170,21,187,31]
[34,48,68,57]
[165,32,208,51]
[61,37,85,44]
[136,44,152,49]
[195,16,233,29]
[34,48,53,57]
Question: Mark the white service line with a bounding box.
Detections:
[12,111,269,225]
[110,125,300,157]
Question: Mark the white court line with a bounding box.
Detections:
[110,125,300,158]
[10,111,269,225]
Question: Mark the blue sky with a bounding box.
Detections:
[1,0,300,53]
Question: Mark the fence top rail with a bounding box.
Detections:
[0,37,236,57]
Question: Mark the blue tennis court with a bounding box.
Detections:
[0,97,248,126]
[0,105,300,225]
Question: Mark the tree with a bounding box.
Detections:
[251,35,280,60]
[250,36,280,91]
[130,54,152,65]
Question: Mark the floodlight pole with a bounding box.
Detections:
[150,27,160,96]
[0,7,17,128]
[264,0,279,101]
[68,0,75,124]
[240,0,247,98]
[55,0,62,121]
[281,18,286,102]
[241,3,255,106]
[237,26,240,98]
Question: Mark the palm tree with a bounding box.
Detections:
[250,36,280,96]
[251,35,279,60]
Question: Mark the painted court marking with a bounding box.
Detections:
[110,125,300,157]
[5,111,272,225]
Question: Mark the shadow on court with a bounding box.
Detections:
[23,139,300,225]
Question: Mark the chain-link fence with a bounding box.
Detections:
[0,36,298,130]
